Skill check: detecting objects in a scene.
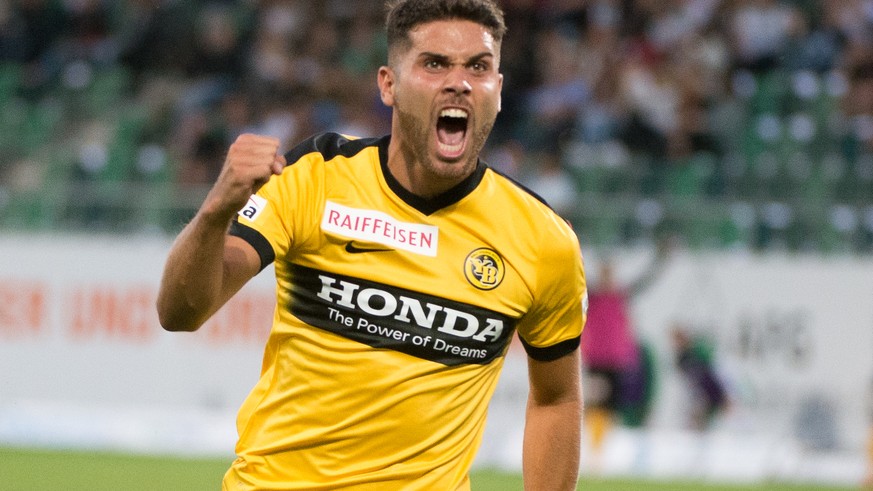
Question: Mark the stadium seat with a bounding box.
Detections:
[61,65,133,118]
[0,62,22,107]
[749,70,789,115]
[21,100,64,153]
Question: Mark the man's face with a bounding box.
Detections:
[379,19,503,189]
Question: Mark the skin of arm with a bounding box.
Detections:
[156,134,285,332]
[522,348,583,491]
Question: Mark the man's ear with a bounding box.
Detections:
[497,73,503,112]
[378,66,396,107]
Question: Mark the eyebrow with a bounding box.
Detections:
[419,51,495,64]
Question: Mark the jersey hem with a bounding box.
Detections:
[520,335,581,361]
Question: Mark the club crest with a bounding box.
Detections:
[464,248,504,290]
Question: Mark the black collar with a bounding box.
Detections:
[377,135,487,216]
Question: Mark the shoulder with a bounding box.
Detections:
[485,165,578,245]
[284,132,386,166]
[486,165,550,207]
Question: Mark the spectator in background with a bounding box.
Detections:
[581,243,668,465]
[728,0,799,73]
[523,21,589,151]
[520,143,579,220]
[117,0,198,81]
[843,39,873,153]
[176,3,250,112]
[178,130,228,186]
[781,2,847,74]
[572,1,623,146]
[0,0,67,66]
[3,0,872,255]
[670,324,729,431]
[615,39,676,159]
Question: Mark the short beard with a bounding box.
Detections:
[395,105,432,172]
[394,105,494,183]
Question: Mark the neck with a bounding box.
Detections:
[386,138,469,199]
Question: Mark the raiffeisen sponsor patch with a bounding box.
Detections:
[321,201,439,256]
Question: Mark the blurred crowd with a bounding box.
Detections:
[2,0,873,251]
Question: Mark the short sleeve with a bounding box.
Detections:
[516,223,587,361]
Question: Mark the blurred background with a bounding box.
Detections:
[1,0,872,488]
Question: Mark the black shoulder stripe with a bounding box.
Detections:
[519,335,581,362]
[283,132,386,165]
[229,219,275,272]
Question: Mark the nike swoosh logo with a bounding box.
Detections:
[344,242,394,254]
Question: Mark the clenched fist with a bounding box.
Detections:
[200,133,286,222]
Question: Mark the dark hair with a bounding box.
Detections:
[385,0,506,55]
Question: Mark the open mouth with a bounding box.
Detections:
[436,108,469,159]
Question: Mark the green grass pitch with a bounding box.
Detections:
[0,447,858,491]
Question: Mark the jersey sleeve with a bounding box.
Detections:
[229,146,323,271]
[516,220,588,361]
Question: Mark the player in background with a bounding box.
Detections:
[156,1,587,490]
[670,324,729,431]
[580,243,667,468]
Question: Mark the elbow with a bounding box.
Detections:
[159,317,201,333]
[156,297,205,333]
[157,311,200,333]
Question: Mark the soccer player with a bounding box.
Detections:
[156,0,587,489]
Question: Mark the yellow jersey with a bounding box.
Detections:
[224,133,586,490]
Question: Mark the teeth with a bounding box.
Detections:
[438,141,464,155]
[440,108,468,119]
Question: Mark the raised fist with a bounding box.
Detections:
[201,133,286,221]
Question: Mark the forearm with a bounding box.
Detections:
[523,350,583,491]
[156,210,234,331]
[157,134,283,332]
[522,396,582,491]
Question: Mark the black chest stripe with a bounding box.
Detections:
[288,264,517,366]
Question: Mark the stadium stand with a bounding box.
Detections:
[1,0,872,253]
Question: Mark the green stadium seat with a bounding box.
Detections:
[575,201,628,247]
[669,152,718,199]
[0,63,22,107]
[20,100,64,153]
[0,147,73,230]
[67,65,134,118]
[571,165,608,194]
[134,144,174,231]
[749,70,789,115]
